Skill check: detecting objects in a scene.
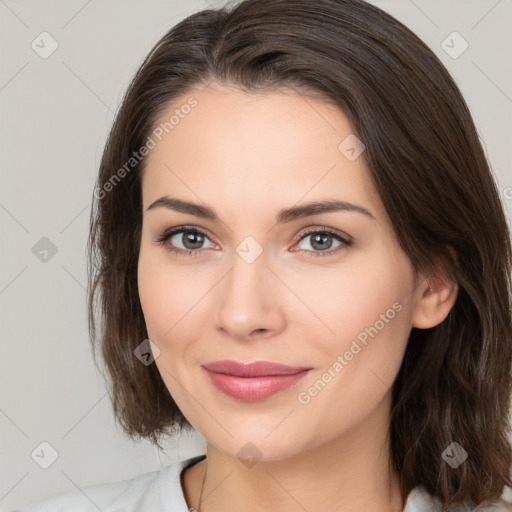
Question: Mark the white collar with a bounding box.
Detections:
[403,486,443,512]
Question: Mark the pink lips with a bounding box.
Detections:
[201,360,312,402]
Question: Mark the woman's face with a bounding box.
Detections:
[137,83,425,461]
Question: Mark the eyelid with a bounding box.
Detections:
[295,225,352,244]
[155,224,218,244]
[155,224,351,243]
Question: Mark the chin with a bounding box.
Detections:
[205,429,309,465]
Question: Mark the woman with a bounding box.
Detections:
[15,0,512,510]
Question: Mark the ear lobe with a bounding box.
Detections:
[411,277,458,329]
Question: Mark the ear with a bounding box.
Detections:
[411,247,459,329]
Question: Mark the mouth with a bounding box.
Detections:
[201,360,313,402]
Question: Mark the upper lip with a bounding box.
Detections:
[201,360,312,377]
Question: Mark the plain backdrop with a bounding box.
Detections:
[1,0,511,509]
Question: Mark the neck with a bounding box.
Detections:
[183,391,404,512]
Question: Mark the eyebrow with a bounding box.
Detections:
[145,196,376,223]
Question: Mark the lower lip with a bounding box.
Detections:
[202,368,311,402]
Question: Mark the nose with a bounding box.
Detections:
[214,251,286,342]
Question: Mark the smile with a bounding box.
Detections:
[201,360,313,402]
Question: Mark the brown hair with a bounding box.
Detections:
[87,0,512,508]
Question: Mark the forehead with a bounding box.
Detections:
[141,84,384,223]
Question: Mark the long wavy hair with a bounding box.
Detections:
[87,0,512,508]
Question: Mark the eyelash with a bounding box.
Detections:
[154,225,352,259]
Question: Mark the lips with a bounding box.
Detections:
[201,360,312,402]
[202,360,311,377]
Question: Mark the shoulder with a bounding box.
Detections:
[9,454,207,512]
[404,486,512,512]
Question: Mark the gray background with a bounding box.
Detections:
[1,0,511,509]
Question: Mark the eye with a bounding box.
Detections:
[155,226,216,258]
[155,225,352,259]
[292,227,352,258]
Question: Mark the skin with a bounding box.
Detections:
[137,83,458,512]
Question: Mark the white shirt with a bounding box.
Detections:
[9,454,509,511]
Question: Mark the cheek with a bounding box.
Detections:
[294,250,414,407]
[290,251,413,351]
[341,263,413,373]
[293,281,412,449]
[137,257,173,339]
[137,249,207,345]
[137,253,201,407]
